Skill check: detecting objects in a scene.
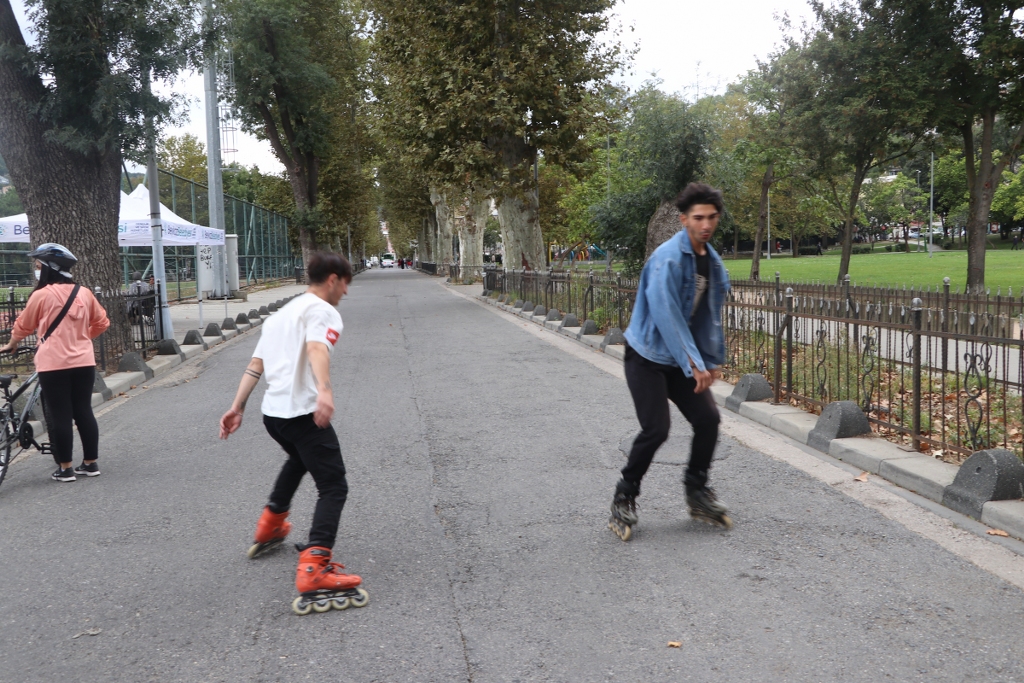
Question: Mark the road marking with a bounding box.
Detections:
[444,283,1024,591]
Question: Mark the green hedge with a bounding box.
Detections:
[852,246,872,255]
[797,246,819,255]
[885,243,910,253]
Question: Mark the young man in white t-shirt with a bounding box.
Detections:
[220,252,368,614]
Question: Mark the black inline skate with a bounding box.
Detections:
[686,485,732,529]
[608,479,640,541]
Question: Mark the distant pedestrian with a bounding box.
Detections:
[0,244,109,482]
[220,251,368,616]
[816,241,823,256]
[609,183,732,542]
[1013,233,1021,251]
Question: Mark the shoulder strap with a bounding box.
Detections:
[40,284,81,344]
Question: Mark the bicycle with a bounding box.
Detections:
[0,348,50,490]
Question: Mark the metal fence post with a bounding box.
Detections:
[941,276,950,375]
[785,287,794,401]
[911,297,923,452]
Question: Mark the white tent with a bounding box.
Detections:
[0,185,224,246]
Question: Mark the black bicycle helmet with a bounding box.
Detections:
[28,243,77,278]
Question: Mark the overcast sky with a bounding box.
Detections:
[10,0,817,174]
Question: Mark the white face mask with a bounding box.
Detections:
[34,269,41,281]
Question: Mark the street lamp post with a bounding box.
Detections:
[929,151,935,259]
[767,191,771,261]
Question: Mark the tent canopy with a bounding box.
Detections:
[0,185,224,246]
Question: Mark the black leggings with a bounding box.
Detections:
[621,345,720,491]
[37,366,99,466]
[263,414,349,549]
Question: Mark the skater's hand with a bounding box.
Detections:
[692,368,713,393]
[313,391,334,428]
[220,408,243,439]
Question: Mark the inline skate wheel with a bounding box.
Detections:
[350,588,369,608]
[608,519,632,542]
[312,599,333,613]
[292,597,313,616]
[246,543,260,559]
[331,597,350,610]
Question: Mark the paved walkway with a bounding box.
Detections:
[2,268,1024,682]
[166,282,309,344]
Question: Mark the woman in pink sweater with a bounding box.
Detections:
[0,244,109,482]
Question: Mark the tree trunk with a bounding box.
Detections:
[496,191,543,270]
[836,171,867,284]
[749,163,774,281]
[733,221,739,259]
[429,187,455,266]
[644,200,680,258]
[458,191,488,281]
[0,1,129,351]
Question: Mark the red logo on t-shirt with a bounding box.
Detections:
[326,328,340,345]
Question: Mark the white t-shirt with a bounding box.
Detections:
[253,292,343,419]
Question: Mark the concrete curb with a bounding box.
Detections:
[473,290,1024,544]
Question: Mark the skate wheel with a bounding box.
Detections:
[608,520,632,542]
[331,597,350,610]
[312,599,333,613]
[291,597,313,616]
[720,515,733,530]
[350,588,369,608]
[246,543,260,559]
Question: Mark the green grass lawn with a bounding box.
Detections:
[722,249,1024,292]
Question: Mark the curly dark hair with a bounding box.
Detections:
[673,183,724,215]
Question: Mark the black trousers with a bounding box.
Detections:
[263,414,349,549]
[622,345,720,491]
[37,366,99,466]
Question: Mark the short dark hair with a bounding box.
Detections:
[673,183,724,215]
[307,251,353,284]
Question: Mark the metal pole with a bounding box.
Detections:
[204,0,227,297]
[766,191,771,260]
[145,72,174,340]
[929,151,935,259]
[911,297,923,452]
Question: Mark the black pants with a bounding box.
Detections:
[622,346,720,491]
[263,414,349,549]
[37,366,99,466]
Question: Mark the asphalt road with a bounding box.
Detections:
[2,268,1024,682]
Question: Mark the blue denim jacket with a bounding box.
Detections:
[623,230,730,375]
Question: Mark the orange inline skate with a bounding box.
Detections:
[247,506,292,559]
[292,546,369,615]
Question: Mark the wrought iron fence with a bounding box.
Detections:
[483,267,639,332]
[726,276,1023,462]
[0,285,161,374]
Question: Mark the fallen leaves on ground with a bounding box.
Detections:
[667,642,682,648]
[987,529,1010,537]
[854,472,869,482]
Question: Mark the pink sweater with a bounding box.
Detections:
[12,284,110,372]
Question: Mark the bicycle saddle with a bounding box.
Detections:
[0,375,14,389]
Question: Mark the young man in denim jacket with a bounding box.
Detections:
[608,183,732,541]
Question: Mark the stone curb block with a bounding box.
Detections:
[545,309,562,322]
[604,345,625,361]
[828,437,921,474]
[738,402,808,438]
[942,449,1024,520]
[544,320,561,331]
[579,334,605,349]
[725,373,773,412]
[770,412,819,444]
[807,400,871,452]
[235,312,250,326]
[117,352,154,380]
[182,329,208,350]
[981,501,1024,542]
[559,326,582,339]
[155,338,184,361]
[202,336,223,348]
[93,374,112,402]
[147,355,181,378]
[576,320,599,338]
[180,344,204,360]
[259,306,270,316]
[103,371,147,396]
[878,457,959,504]
[558,313,579,330]
[203,322,222,337]
[600,327,626,351]
[221,317,237,331]
[709,382,732,407]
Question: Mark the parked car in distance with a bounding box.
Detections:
[382,253,396,268]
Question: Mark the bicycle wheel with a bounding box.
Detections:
[0,416,15,490]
